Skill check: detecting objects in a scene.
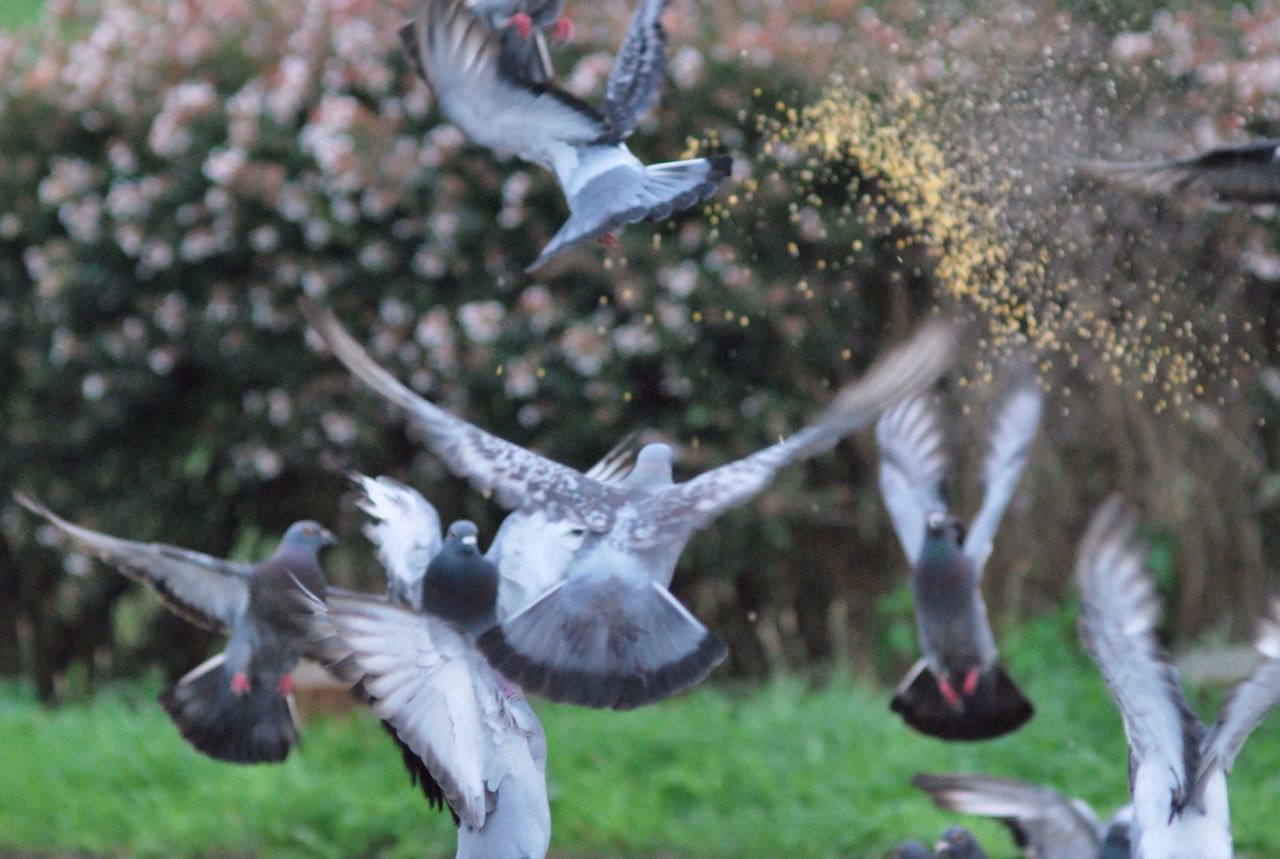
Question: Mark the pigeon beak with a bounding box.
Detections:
[461,535,478,547]
[319,529,337,546]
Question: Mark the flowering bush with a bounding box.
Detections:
[4,0,1280,696]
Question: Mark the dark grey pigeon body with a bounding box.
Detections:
[17,494,332,764]
[422,521,499,635]
[935,827,989,859]
[889,840,935,858]
[305,301,955,709]
[401,0,732,272]
[1080,139,1280,204]
[877,379,1041,741]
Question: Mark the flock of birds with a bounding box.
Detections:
[18,0,1280,856]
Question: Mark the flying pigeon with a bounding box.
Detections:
[912,772,1132,859]
[934,827,989,859]
[422,521,500,635]
[876,376,1041,741]
[304,300,955,709]
[1076,496,1280,859]
[400,0,732,272]
[16,493,332,764]
[1078,139,1280,204]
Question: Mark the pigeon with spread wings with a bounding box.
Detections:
[1076,497,1280,859]
[401,0,731,272]
[16,493,332,764]
[304,301,954,709]
[877,377,1041,741]
[1079,139,1280,204]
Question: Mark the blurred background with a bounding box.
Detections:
[3,0,1280,856]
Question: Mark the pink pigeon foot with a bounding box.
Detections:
[597,233,620,251]
[938,676,963,711]
[547,16,574,43]
[509,11,532,39]
[230,672,251,695]
[275,673,294,697]
[961,668,980,697]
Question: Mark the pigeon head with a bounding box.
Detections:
[935,827,984,858]
[445,520,481,554]
[622,443,673,488]
[280,520,337,553]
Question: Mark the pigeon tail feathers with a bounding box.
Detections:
[891,661,1033,741]
[476,577,726,709]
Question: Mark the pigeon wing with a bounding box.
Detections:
[17,493,251,632]
[628,321,955,548]
[875,395,949,568]
[1080,140,1280,204]
[351,474,443,612]
[962,378,1041,576]
[912,772,1102,859]
[599,0,669,141]
[304,301,629,533]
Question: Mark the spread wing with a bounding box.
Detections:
[314,591,541,829]
[962,378,1041,576]
[1194,599,1280,797]
[16,493,251,632]
[599,0,669,141]
[912,773,1102,859]
[1079,139,1280,204]
[1075,496,1200,814]
[628,321,955,548]
[875,395,949,568]
[303,301,629,533]
[351,474,443,612]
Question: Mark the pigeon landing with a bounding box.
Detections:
[305,301,955,709]
[16,494,332,764]
[876,378,1041,741]
[1076,497,1280,859]
[401,0,731,272]
[912,772,1132,859]
[1079,138,1280,204]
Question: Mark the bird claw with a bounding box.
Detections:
[509,12,532,39]
[547,16,574,43]
[276,673,294,697]
[938,677,963,711]
[229,672,251,696]
[961,668,979,697]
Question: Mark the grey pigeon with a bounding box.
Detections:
[401,0,732,272]
[422,521,500,635]
[16,493,332,764]
[934,827,989,859]
[889,841,936,858]
[305,300,955,709]
[1076,497,1280,859]
[1079,139,1280,204]
[877,377,1041,740]
[912,772,1131,859]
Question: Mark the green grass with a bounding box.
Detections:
[2,615,1279,858]
[0,0,42,29]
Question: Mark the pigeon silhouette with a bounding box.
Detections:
[400,0,731,271]
[877,377,1041,741]
[17,493,332,763]
[1079,139,1280,204]
[304,300,955,709]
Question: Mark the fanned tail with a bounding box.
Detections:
[890,661,1034,742]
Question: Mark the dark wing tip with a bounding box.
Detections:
[891,665,1034,742]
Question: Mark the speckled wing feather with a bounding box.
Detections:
[352,474,443,612]
[1080,140,1280,204]
[304,301,628,533]
[1194,599,1280,799]
[627,321,955,548]
[962,377,1041,576]
[1075,496,1200,814]
[599,0,669,141]
[16,493,251,632]
[912,773,1102,859]
[876,394,949,569]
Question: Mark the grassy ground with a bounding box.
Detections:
[2,613,1279,858]
[0,0,42,29]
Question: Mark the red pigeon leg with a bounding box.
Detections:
[961,667,980,697]
[229,672,251,695]
[937,676,963,711]
[597,233,620,251]
[509,12,532,39]
[547,16,574,43]
[275,673,294,697]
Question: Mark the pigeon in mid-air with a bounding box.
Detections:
[934,827,989,859]
[1076,496,1280,859]
[1079,139,1280,204]
[876,377,1041,741]
[304,300,955,709]
[912,772,1132,859]
[401,0,732,272]
[16,493,332,763]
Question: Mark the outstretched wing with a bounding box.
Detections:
[1079,139,1280,204]
[628,321,955,548]
[962,377,1041,576]
[351,474,443,611]
[1194,599,1280,798]
[876,395,949,568]
[303,301,629,533]
[16,493,251,632]
[912,772,1101,859]
[1075,497,1200,818]
[599,0,669,141]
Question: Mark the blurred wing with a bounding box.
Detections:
[1079,139,1280,204]
[600,0,669,140]
[876,395,948,568]
[303,301,628,533]
[912,773,1101,859]
[351,473,443,611]
[963,378,1041,576]
[1075,496,1200,812]
[583,432,640,483]
[1194,600,1280,794]
[17,493,250,632]
[629,321,955,548]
